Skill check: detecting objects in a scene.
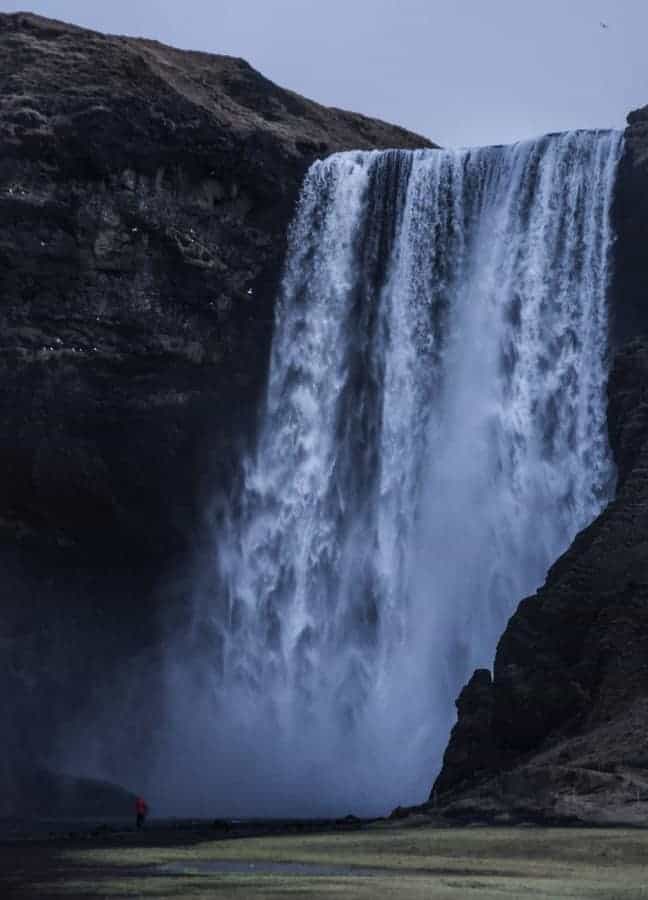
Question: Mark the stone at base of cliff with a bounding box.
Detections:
[429,697,648,827]
[430,669,501,799]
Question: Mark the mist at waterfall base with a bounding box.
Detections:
[157,131,622,818]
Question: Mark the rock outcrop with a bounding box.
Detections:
[612,108,648,345]
[430,336,648,824]
[0,12,433,809]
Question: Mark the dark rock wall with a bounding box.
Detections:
[432,669,499,797]
[612,109,648,345]
[0,12,433,806]
[0,12,433,565]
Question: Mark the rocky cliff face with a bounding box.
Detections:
[431,336,648,821]
[0,12,433,810]
[0,11,433,565]
[612,107,648,345]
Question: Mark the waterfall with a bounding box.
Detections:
[172,131,623,817]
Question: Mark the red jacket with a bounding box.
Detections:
[135,797,148,815]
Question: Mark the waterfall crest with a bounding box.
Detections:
[177,131,623,817]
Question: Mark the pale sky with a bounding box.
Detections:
[3,0,647,147]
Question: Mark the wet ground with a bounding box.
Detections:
[3,818,648,898]
[164,859,394,877]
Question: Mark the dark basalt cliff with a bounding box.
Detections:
[0,11,432,565]
[0,12,433,811]
[430,106,648,821]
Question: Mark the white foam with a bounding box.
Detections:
[172,132,623,817]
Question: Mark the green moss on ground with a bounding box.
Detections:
[14,826,648,899]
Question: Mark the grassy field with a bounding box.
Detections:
[6,823,648,898]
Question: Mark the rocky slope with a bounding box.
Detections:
[0,12,433,813]
[430,331,648,823]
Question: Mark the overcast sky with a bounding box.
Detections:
[3,0,648,146]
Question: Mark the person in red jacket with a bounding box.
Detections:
[135,796,148,829]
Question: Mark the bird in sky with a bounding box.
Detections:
[600,21,609,29]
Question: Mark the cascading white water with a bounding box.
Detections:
[172,131,623,817]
